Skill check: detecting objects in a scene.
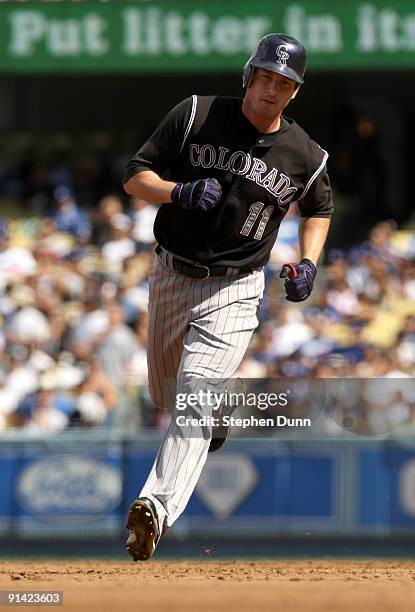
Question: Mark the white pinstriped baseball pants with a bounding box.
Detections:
[139,251,265,529]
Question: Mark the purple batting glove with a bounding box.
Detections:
[280,258,317,302]
[171,178,222,211]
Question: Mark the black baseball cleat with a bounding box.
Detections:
[125,497,161,561]
[208,424,229,452]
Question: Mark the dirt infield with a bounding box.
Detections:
[1,560,415,611]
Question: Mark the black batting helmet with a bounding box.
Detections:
[242,33,307,88]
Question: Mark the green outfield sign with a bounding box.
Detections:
[1,1,415,73]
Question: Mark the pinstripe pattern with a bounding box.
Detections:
[140,253,264,528]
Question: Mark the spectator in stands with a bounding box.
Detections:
[22,385,69,437]
[91,194,124,246]
[70,357,118,427]
[67,283,109,360]
[49,185,91,244]
[101,213,135,278]
[0,219,37,290]
[129,196,157,252]
[95,301,138,390]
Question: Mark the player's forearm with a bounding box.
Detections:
[123,170,177,204]
[298,216,331,265]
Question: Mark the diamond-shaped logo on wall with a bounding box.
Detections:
[196,453,258,519]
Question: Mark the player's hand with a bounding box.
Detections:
[171,178,222,211]
[279,258,317,302]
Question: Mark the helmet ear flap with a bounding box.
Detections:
[242,61,253,89]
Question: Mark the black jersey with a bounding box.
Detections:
[124,95,334,268]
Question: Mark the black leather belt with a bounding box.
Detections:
[155,244,254,280]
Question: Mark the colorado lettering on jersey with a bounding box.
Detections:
[189,144,297,205]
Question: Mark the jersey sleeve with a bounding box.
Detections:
[123,96,196,184]
[297,165,334,218]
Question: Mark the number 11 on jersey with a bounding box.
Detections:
[240,202,274,240]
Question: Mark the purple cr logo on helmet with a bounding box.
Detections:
[276,44,290,66]
[242,33,307,88]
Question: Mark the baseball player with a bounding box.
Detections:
[123,33,334,561]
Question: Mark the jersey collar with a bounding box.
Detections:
[237,101,292,145]
[256,116,292,145]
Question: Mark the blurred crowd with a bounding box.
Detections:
[0,186,157,435]
[0,185,414,437]
[241,217,415,380]
[237,216,415,437]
